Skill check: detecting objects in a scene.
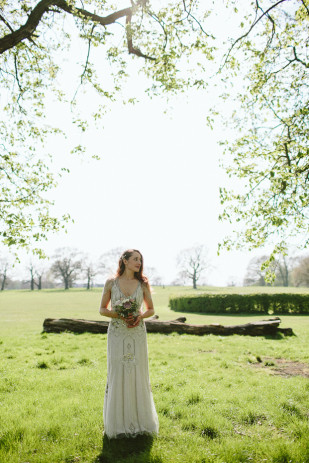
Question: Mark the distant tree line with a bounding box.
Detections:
[243,254,309,287]
[0,247,164,291]
[1,245,309,291]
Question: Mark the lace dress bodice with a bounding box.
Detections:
[109,278,145,335]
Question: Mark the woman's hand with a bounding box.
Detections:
[124,313,135,326]
[127,315,142,328]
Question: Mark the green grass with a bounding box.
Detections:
[1,287,309,462]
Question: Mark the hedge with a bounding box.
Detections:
[169,293,309,314]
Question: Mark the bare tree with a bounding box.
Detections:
[292,256,309,287]
[83,260,98,290]
[50,248,82,290]
[0,258,9,291]
[34,267,45,290]
[171,270,188,286]
[273,255,297,287]
[176,245,211,289]
[244,254,296,287]
[144,266,162,286]
[98,247,124,279]
[23,258,48,290]
[27,262,36,291]
[243,256,269,286]
[41,268,58,289]
[226,276,238,287]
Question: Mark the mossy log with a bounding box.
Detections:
[43,316,293,336]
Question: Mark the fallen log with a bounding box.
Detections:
[43,316,294,336]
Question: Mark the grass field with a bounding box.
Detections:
[1,286,309,463]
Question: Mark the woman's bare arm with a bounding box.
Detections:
[141,281,155,319]
[99,279,120,319]
[127,281,154,328]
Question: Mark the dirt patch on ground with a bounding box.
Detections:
[252,356,309,378]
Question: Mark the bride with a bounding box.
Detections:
[99,249,159,439]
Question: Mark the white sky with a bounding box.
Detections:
[3,1,293,285]
[16,81,263,286]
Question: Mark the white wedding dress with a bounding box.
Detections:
[103,278,159,439]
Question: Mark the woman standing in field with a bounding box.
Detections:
[99,249,159,439]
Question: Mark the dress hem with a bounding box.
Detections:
[103,430,158,440]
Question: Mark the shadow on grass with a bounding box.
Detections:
[95,433,159,463]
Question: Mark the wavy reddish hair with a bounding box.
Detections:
[115,249,149,285]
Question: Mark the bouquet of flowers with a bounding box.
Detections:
[114,298,138,323]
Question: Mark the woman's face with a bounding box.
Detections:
[124,251,142,273]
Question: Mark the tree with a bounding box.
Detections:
[243,255,269,287]
[244,253,296,286]
[99,247,124,279]
[176,244,211,289]
[226,276,238,287]
[83,260,98,290]
[144,266,162,286]
[217,1,309,265]
[34,266,45,290]
[171,270,188,286]
[27,262,36,291]
[273,255,293,287]
[0,1,213,255]
[1,1,308,263]
[292,255,309,287]
[50,247,82,289]
[0,258,10,290]
[24,258,48,289]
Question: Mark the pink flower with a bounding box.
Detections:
[123,301,132,309]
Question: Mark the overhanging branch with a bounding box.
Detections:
[220,0,288,71]
[126,10,156,60]
[0,0,56,53]
[0,0,154,60]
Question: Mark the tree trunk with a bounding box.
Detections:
[284,260,289,287]
[1,274,6,290]
[193,271,197,289]
[43,316,293,336]
[34,276,42,290]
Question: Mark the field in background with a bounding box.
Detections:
[1,287,309,462]
[1,285,309,334]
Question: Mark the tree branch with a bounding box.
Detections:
[300,0,309,16]
[126,10,155,60]
[0,0,154,60]
[220,0,288,71]
[71,24,95,105]
[0,13,14,33]
[293,46,309,68]
[0,0,56,53]
[182,0,213,38]
[55,0,132,27]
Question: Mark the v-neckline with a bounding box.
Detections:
[116,277,140,298]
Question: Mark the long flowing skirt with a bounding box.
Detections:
[103,319,159,439]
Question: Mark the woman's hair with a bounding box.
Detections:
[115,249,149,285]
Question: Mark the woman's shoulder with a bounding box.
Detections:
[104,277,116,289]
[140,279,151,291]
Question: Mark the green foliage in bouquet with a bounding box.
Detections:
[114,298,138,318]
